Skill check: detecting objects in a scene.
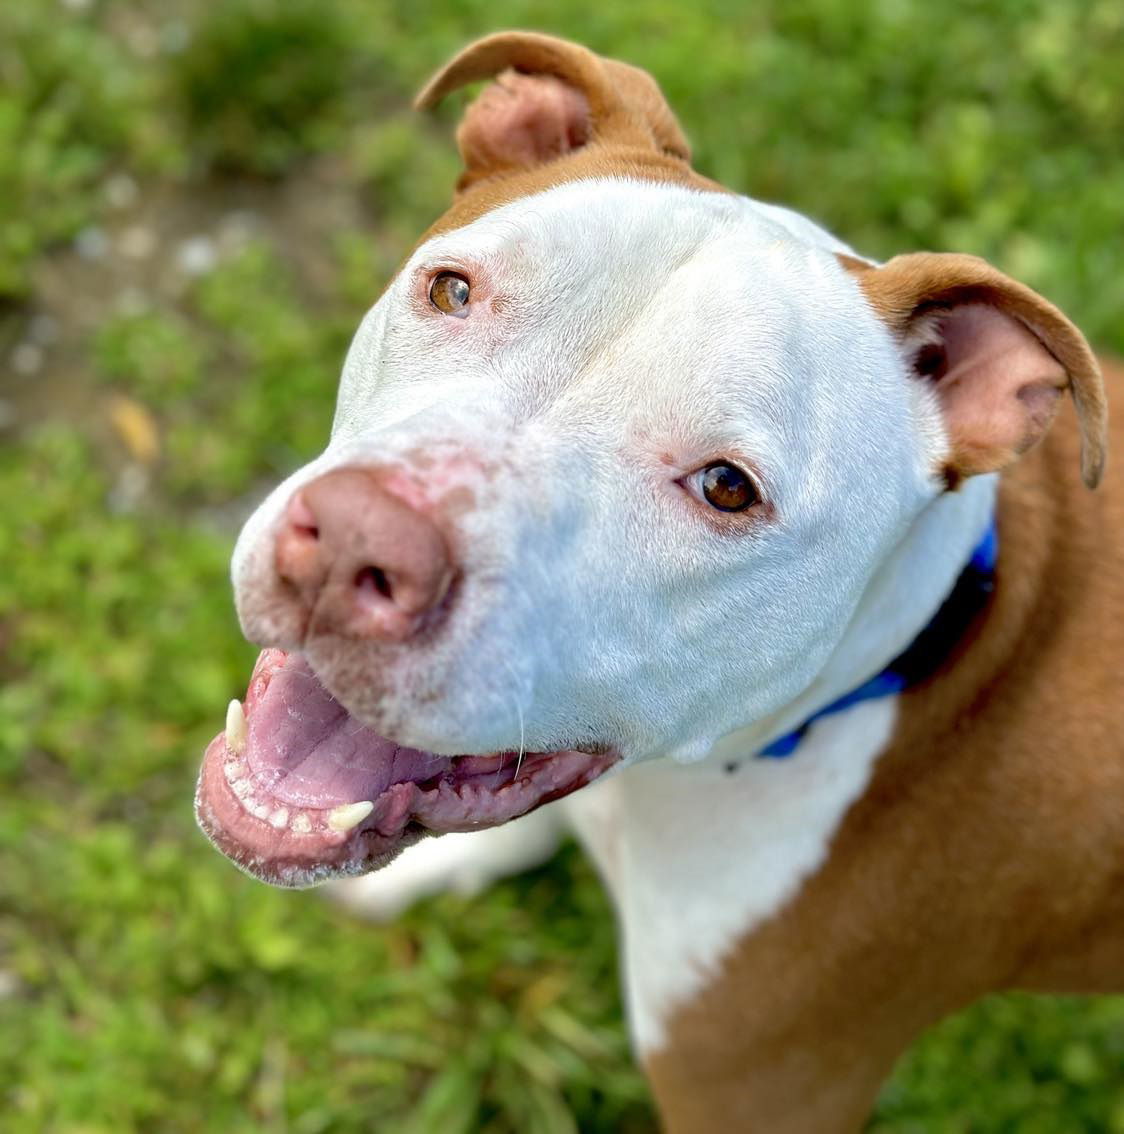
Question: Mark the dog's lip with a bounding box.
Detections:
[194,649,618,888]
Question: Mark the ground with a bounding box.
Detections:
[2,1,1123,1131]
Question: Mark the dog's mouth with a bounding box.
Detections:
[194,649,618,888]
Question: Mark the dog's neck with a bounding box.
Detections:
[703,473,999,769]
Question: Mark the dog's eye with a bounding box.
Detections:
[699,463,759,512]
[429,272,471,316]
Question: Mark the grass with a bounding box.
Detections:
[1,0,1122,1130]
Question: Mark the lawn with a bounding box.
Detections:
[2,1,1123,1130]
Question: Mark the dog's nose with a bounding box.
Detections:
[275,468,454,642]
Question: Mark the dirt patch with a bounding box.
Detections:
[1,155,372,439]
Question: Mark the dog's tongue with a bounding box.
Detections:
[243,653,445,809]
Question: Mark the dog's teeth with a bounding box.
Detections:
[327,801,375,832]
[224,759,246,782]
[230,777,252,800]
[225,699,247,755]
[291,812,312,834]
[268,807,289,829]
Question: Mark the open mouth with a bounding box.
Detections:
[194,649,618,888]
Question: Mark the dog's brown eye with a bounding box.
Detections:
[429,272,471,316]
[701,463,758,512]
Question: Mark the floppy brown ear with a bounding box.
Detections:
[843,252,1107,488]
[415,31,690,191]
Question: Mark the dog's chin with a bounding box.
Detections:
[194,649,619,888]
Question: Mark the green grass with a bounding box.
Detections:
[2,1,1122,1130]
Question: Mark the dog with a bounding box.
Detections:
[195,32,1122,1132]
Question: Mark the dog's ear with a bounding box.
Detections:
[843,252,1107,488]
[415,31,690,191]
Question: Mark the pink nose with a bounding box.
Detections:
[274,468,454,642]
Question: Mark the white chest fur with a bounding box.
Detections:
[564,696,898,1055]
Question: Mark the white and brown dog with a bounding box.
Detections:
[195,33,1121,1132]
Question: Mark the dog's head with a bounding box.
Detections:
[196,33,1106,887]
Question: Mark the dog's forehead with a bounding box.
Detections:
[416,178,854,293]
[408,181,857,369]
[336,178,888,475]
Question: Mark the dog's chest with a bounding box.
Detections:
[564,696,898,1055]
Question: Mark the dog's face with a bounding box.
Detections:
[195,34,1104,887]
[236,179,938,758]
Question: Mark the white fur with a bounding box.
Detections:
[234,179,950,768]
[234,176,999,1051]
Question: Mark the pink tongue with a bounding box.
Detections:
[244,653,449,809]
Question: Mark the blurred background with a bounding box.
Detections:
[1,1,1123,1130]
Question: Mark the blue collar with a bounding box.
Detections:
[755,520,998,760]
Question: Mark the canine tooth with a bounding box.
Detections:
[225,699,247,755]
[327,801,375,832]
[291,812,312,834]
[268,808,289,829]
[250,801,271,820]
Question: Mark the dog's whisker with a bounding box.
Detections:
[499,657,528,783]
